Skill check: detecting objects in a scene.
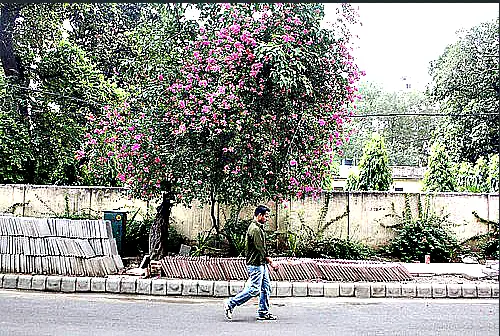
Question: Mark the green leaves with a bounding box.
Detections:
[429,17,499,163]
[356,133,392,191]
[422,142,456,192]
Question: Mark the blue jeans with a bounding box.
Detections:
[228,264,271,316]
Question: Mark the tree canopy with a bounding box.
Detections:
[83,3,363,207]
[429,17,499,164]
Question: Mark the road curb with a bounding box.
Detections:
[0,274,498,299]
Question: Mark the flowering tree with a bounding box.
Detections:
[82,3,363,258]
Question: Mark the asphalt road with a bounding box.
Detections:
[0,290,498,336]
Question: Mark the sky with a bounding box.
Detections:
[324,3,499,91]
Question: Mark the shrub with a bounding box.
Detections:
[124,213,187,257]
[384,194,461,262]
[284,226,373,260]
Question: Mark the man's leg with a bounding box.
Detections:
[257,265,271,316]
[228,265,263,310]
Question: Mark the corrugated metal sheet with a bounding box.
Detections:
[0,216,123,277]
[160,256,413,282]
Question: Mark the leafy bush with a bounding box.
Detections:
[480,236,499,259]
[384,194,461,262]
[284,225,373,259]
[386,218,460,262]
[124,213,187,257]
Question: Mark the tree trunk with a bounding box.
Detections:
[149,186,174,260]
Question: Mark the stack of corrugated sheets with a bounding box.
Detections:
[0,216,123,277]
[160,256,413,282]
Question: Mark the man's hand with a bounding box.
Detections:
[266,257,279,271]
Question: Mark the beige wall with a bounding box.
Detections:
[0,185,497,247]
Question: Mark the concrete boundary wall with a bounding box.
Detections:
[0,274,498,299]
[0,185,498,246]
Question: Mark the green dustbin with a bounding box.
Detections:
[103,210,127,255]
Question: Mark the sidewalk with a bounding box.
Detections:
[402,262,499,279]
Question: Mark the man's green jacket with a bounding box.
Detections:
[245,220,267,266]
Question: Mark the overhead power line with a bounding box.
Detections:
[4,83,499,118]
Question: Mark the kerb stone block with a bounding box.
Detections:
[213,281,229,297]
[120,277,137,294]
[90,277,106,292]
[401,284,416,298]
[477,284,492,298]
[229,281,245,296]
[307,283,324,297]
[46,276,62,292]
[31,275,47,291]
[17,275,32,290]
[324,283,340,297]
[61,277,76,293]
[167,279,183,295]
[386,283,402,298]
[198,280,214,296]
[446,284,462,298]
[76,277,91,292]
[462,284,477,298]
[0,274,4,288]
[492,285,499,298]
[270,281,277,297]
[371,283,386,298]
[3,274,19,289]
[276,282,292,297]
[106,277,121,293]
[292,282,308,297]
[432,284,447,298]
[136,279,152,295]
[416,284,432,298]
[354,283,370,298]
[151,279,167,296]
[339,283,354,297]
[182,280,198,296]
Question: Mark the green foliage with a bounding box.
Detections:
[357,133,392,191]
[422,142,457,192]
[429,17,499,164]
[385,195,461,262]
[223,209,253,257]
[345,170,359,191]
[285,227,373,259]
[456,154,499,193]
[343,81,438,166]
[0,3,123,185]
[124,213,187,257]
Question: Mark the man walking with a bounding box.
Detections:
[224,205,278,321]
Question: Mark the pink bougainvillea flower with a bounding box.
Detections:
[179,100,186,109]
[117,173,126,182]
[131,143,141,151]
[75,150,85,160]
[199,80,208,87]
[282,34,295,43]
[318,119,326,126]
[158,74,164,81]
[290,159,297,166]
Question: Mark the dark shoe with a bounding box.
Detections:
[257,313,277,320]
[223,299,233,320]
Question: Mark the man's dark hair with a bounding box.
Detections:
[254,205,270,217]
